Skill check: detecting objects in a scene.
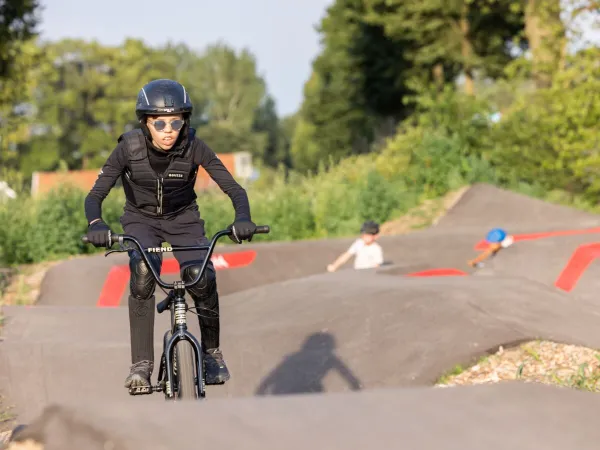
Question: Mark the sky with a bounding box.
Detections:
[37,1,599,118]
[38,0,334,117]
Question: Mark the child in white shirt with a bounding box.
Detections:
[327,221,384,272]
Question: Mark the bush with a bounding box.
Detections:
[358,170,401,225]
[0,186,94,264]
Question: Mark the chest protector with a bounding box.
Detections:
[119,128,198,216]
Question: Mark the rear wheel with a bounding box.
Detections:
[174,339,197,399]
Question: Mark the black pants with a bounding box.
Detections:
[120,206,220,365]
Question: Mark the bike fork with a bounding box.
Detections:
[163,291,206,399]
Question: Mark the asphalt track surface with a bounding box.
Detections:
[4,183,600,449]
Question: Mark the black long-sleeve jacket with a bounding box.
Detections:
[84,129,251,224]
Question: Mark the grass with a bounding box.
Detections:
[437,353,491,384]
[437,364,466,385]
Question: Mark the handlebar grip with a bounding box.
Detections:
[80,233,123,246]
[255,225,270,234]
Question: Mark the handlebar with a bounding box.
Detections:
[81,225,270,290]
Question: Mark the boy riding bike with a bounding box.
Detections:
[467,227,514,268]
[84,79,257,390]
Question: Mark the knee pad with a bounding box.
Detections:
[129,251,160,300]
[182,263,216,300]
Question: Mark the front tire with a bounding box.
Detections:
[174,339,197,399]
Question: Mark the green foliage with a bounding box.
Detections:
[357,170,404,224]
[290,112,322,172]
[291,0,527,171]
[0,38,44,171]
[365,0,526,86]
[0,184,130,265]
[252,95,291,169]
[489,47,600,201]
[0,186,88,264]
[0,0,40,78]
[196,123,267,157]
[14,38,170,175]
[4,37,290,176]
[247,173,316,241]
[292,0,416,172]
[196,43,266,129]
[375,86,498,198]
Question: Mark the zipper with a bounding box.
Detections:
[157,176,164,215]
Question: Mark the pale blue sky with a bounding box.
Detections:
[38,0,333,117]
[38,1,598,117]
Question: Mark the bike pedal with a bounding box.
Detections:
[129,386,152,395]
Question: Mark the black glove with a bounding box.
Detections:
[86,220,112,248]
[228,219,257,244]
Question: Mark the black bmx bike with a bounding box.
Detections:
[82,225,270,400]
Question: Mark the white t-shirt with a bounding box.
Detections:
[500,235,514,248]
[347,239,383,270]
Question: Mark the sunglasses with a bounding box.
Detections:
[148,119,184,132]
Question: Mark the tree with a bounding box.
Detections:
[192,42,269,158]
[0,39,44,170]
[365,0,526,95]
[0,0,40,78]
[17,38,173,174]
[252,95,290,169]
[523,0,600,89]
[0,0,42,170]
[290,114,321,172]
[278,112,298,172]
[524,0,565,88]
[160,42,210,125]
[490,47,600,199]
[197,43,266,129]
[293,0,415,172]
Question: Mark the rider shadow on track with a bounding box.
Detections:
[255,332,362,396]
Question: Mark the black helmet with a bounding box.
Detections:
[360,220,380,235]
[135,79,193,121]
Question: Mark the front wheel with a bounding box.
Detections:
[174,339,197,399]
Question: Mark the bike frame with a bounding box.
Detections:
[82,225,269,400]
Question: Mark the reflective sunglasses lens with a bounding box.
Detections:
[171,120,184,131]
[152,120,166,131]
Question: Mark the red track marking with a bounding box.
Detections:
[474,227,600,250]
[406,268,467,277]
[97,266,130,307]
[95,226,600,306]
[554,243,600,292]
[96,250,257,307]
